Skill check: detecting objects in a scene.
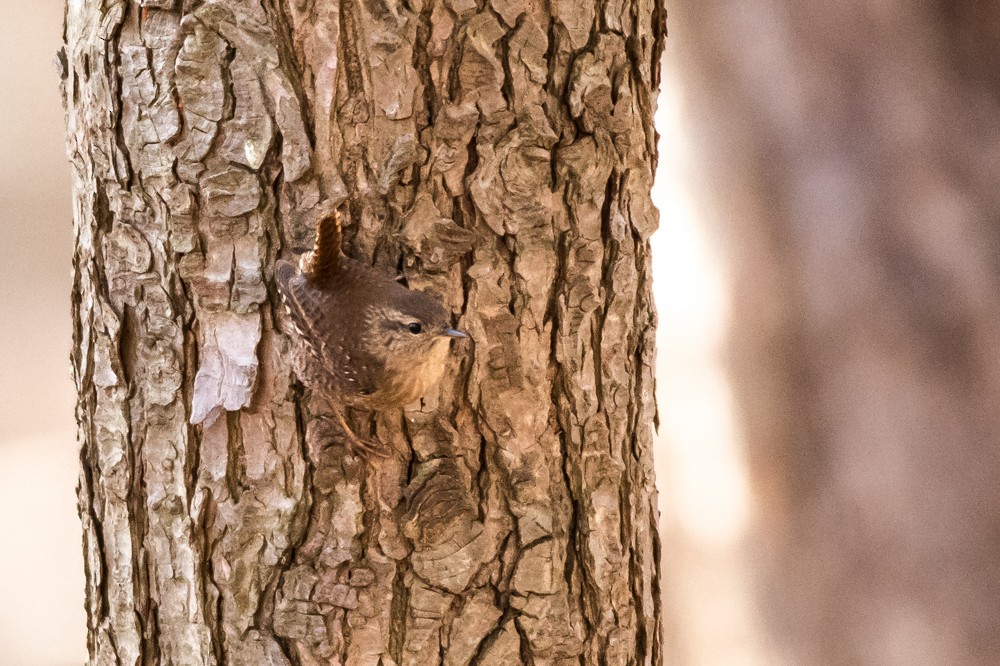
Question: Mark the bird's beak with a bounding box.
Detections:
[443,327,467,339]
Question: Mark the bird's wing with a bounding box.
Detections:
[276,259,328,357]
[277,259,367,395]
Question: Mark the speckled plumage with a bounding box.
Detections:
[276,213,464,416]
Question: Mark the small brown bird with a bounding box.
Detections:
[276,211,466,454]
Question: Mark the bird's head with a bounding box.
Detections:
[363,288,466,369]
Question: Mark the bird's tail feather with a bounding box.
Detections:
[301,211,342,283]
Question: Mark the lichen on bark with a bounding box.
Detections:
[63,0,665,663]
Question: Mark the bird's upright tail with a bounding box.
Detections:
[301,211,342,283]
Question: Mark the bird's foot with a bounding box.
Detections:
[312,412,393,459]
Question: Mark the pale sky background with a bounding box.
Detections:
[0,1,87,664]
[0,3,755,664]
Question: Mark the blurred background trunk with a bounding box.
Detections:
[62,1,665,664]
[671,2,1000,664]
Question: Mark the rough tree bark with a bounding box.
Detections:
[62,0,664,664]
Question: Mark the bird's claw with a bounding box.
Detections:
[312,412,393,459]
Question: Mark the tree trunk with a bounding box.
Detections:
[61,1,665,664]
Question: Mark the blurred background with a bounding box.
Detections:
[0,1,86,664]
[4,1,1000,665]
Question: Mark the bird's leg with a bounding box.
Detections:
[314,401,392,459]
[334,407,390,458]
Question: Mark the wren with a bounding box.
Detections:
[276,211,466,455]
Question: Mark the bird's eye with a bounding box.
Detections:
[407,322,423,334]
